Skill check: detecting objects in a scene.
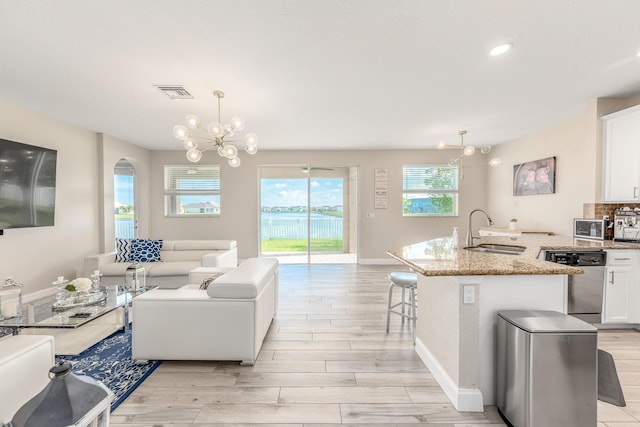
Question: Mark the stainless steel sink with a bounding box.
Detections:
[463,243,526,255]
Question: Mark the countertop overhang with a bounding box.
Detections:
[387,235,640,277]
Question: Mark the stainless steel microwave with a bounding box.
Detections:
[573,218,606,240]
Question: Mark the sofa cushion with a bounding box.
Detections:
[161,249,224,262]
[207,258,278,299]
[172,240,237,251]
[146,261,201,277]
[130,239,163,262]
[115,238,132,262]
[98,262,134,276]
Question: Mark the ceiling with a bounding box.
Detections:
[1,0,640,152]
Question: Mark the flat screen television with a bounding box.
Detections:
[0,138,57,230]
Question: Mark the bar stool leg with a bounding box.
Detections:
[386,282,394,333]
[401,286,406,324]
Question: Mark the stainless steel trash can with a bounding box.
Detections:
[496,310,597,427]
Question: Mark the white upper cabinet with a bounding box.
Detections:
[602,105,640,202]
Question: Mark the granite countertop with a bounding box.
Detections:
[386,234,640,277]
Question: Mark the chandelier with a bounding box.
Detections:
[172,90,258,167]
[437,130,501,179]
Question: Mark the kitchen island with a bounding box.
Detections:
[386,234,589,412]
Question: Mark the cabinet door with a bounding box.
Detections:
[603,266,633,323]
[603,107,640,202]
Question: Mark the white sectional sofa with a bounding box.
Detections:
[132,257,278,365]
[0,335,55,424]
[84,240,238,289]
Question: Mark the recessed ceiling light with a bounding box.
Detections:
[636,50,640,58]
[490,43,513,57]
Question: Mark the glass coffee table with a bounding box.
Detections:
[0,286,153,355]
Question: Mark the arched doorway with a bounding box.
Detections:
[114,159,136,239]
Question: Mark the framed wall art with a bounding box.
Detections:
[513,156,556,196]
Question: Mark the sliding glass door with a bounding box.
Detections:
[259,166,357,264]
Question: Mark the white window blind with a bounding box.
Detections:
[402,165,458,216]
[164,165,221,217]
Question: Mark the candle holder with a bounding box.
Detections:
[90,270,102,291]
[1,278,24,319]
[53,277,69,306]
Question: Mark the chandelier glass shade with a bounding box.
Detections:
[437,130,501,178]
[172,90,257,167]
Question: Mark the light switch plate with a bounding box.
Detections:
[463,286,475,304]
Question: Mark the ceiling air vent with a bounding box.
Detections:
[156,85,194,99]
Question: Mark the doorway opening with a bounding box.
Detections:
[114,159,136,240]
[259,166,358,264]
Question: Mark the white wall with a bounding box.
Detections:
[151,149,490,262]
[0,100,151,294]
[486,95,640,236]
[486,115,591,236]
[0,101,100,294]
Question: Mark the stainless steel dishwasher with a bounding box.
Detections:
[544,249,607,324]
[497,310,597,427]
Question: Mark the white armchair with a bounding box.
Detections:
[131,258,278,365]
[0,335,55,423]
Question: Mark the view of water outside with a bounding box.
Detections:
[115,174,135,238]
[261,177,344,254]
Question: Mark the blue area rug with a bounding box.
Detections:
[57,329,161,410]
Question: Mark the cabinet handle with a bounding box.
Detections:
[609,271,615,284]
[635,186,638,199]
[614,257,631,261]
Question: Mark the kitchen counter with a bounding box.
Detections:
[386,234,640,277]
[386,234,640,413]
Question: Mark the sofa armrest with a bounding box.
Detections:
[84,252,117,277]
[202,247,237,268]
[0,335,55,423]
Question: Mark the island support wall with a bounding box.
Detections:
[414,274,568,411]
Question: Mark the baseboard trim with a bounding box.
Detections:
[415,337,484,412]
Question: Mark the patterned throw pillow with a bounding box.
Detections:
[115,239,132,262]
[200,272,225,290]
[130,239,163,262]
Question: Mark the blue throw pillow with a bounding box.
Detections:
[130,239,163,262]
[115,239,132,262]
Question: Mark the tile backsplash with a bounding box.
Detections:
[583,203,640,220]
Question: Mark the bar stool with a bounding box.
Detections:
[386,271,417,342]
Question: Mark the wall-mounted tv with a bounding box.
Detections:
[0,138,57,230]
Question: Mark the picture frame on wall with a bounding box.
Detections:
[513,156,556,196]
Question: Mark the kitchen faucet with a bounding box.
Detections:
[466,209,494,247]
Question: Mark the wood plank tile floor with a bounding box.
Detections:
[110,264,640,426]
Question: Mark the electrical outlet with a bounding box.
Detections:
[463,286,475,304]
[366,212,375,219]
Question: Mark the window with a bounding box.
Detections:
[164,165,221,217]
[402,165,458,216]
